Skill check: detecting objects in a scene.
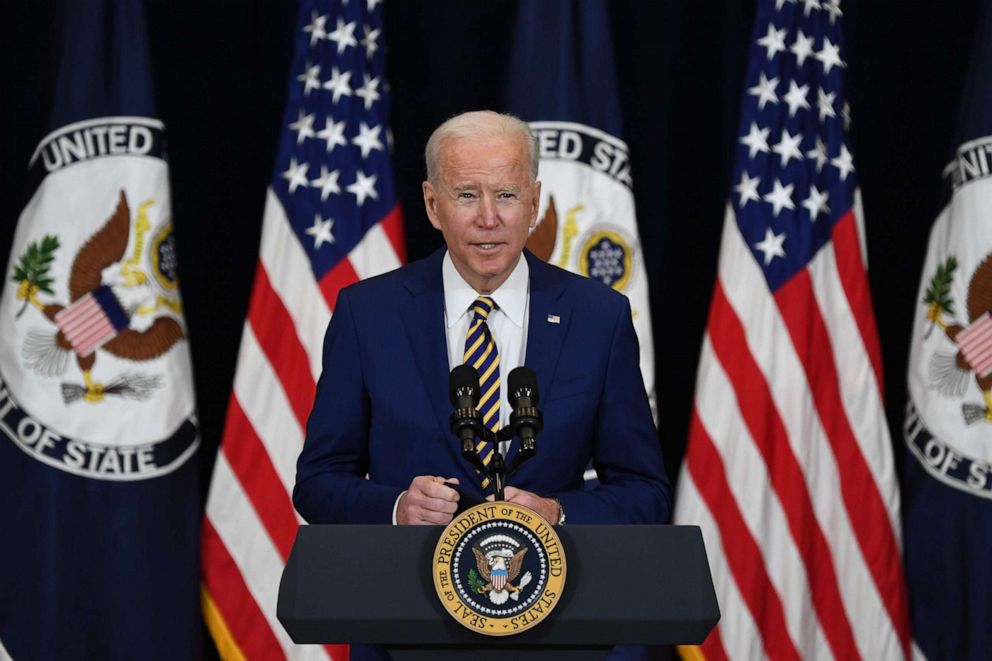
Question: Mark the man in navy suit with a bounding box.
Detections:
[294,110,669,529]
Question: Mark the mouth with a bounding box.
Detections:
[470,242,503,252]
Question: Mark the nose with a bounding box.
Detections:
[477,195,499,228]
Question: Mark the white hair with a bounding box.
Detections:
[424,110,538,184]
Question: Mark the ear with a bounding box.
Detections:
[529,180,542,228]
[422,180,442,230]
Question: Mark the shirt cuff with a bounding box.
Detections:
[391,490,407,525]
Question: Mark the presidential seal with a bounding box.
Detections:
[432,502,566,636]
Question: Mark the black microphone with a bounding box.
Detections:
[508,367,543,454]
[449,364,484,458]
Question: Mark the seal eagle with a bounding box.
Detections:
[19,190,184,403]
[472,546,528,605]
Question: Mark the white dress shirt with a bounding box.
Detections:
[441,250,530,434]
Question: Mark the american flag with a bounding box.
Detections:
[673,1,911,659]
[200,0,403,658]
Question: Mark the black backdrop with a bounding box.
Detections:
[1,0,983,532]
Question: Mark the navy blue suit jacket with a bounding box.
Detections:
[294,248,670,525]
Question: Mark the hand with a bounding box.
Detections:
[396,476,460,525]
[487,486,560,524]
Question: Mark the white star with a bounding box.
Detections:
[311,165,341,201]
[802,0,821,16]
[763,179,796,217]
[361,24,381,60]
[757,24,787,61]
[735,171,761,208]
[327,18,358,54]
[823,0,843,24]
[772,129,804,167]
[354,73,381,110]
[815,37,845,74]
[830,144,855,180]
[790,30,815,66]
[807,136,829,172]
[817,87,837,122]
[367,0,383,10]
[802,185,830,220]
[842,101,852,130]
[754,227,787,265]
[302,11,327,47]
[748,72,779,110]
[323,67,353,104]
[740,122,770,159]
[305,214,335,249]
[774,0,797,7]
[783,80,811,117]
[347,170,379,206]
[316,117,348,153]
[281,158,310,194]
[352,122,384,159]
[296,61,322,97]
[288,110,315,145]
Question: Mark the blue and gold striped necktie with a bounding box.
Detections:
[464,296,499,491]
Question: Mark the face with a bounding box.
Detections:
[423,134,541,294]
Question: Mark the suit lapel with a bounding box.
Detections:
[400,249,458,458]
[511,251,570,465]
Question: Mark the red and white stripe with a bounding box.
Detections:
[956,311,992,377]
[54,293,118,357]
[675,204,910,660]
[201,190,403,660]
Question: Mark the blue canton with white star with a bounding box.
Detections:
[733,0,851,292]
[273,0,395,280]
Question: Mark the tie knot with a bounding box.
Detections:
[471,296,496,321]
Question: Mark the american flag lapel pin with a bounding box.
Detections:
[547,314,560,324]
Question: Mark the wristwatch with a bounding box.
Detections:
[552,497,566,526]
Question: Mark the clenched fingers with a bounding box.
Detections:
[397,475,461,525]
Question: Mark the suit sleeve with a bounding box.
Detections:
[555,296,672,524]
[293,289,404,524]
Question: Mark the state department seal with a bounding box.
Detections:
[432,501,566,636]
[0,116,198,481]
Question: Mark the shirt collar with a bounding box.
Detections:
[442,251,529,328]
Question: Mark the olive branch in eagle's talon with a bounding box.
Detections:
[11,234,60,318]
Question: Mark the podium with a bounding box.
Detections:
[278,524,719,660]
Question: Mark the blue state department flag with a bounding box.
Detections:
[903,3,992,659]
[505,0,656,419]
[0,1,200,659]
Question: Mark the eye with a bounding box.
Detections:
[457,191,477,200]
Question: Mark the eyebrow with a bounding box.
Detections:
[447,183,523,195]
